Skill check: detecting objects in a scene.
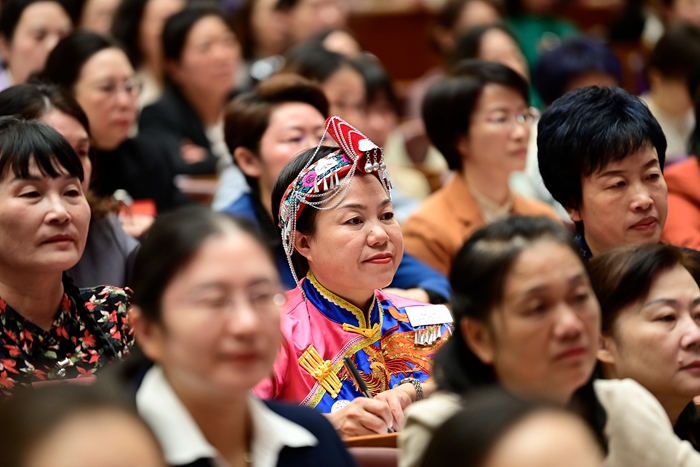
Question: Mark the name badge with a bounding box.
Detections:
[404,305,453,327]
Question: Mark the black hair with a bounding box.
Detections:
[0,115,83,181]
[281,43,361,84]
[225,73,328,194]
[537,86,666,212]
[449,23,520,69]
[270,146,337,278]
[131,204,272,323]
[162,6,230,63]
[110,0,152,68]
[533,36,622,106]
[354,56,400,116]
[434,216,577,392]
[0,383,158,467]
[421,389,586,467]
[589,243,700,336]
[648,24,700,80]
[421,59,529,172]
[0,0,72,43]
[41,31,122,92]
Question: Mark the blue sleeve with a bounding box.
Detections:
[390,253,451,302]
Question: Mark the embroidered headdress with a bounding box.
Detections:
[278,116,393,287]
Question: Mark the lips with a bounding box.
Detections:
[43,234,73,244]
[680,360,700,371]
[554,346,588,362]
[629,217,658,231]
[364,253,393,264]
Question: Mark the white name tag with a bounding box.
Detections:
[404,305,453,327]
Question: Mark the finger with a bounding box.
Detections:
[387,396,406,430]
[348,399,392,434]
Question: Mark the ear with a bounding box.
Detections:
[460,317,495,364]
[0,35,10,68]
[293,231,313,262]
[566,205,582,223]
[456,134,470,161]
[165,59,183,86]
[130,306,166,363]
[597,334,617,365]
[233,147,264,178]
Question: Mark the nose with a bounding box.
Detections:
[367,221,390,247]
[680,316,700,350]
[510,119,530,141]
[629,183,654,212]
[552,304,585,342]
[45,194,71,224]
[223,295,260,337]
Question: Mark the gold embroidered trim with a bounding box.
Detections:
[299,345,342,399]
[307,271,376,328]
[343,322,380,339]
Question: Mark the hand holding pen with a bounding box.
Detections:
[343,356,396,434]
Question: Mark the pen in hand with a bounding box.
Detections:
[343,356,395,433]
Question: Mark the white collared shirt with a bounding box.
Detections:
[136,365,318,467]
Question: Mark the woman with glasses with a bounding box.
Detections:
[41,31,189,218]
[402,59,558,276]
[139,6,242,176]
[128,205,355,467]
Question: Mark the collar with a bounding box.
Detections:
[136,365,317,467]
[304,271,379,330]
[574,233,593,261]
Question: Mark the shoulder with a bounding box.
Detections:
[378,289,429,308]
[512,194,561,219]
[666,158,700,193]
[79,285,131,319]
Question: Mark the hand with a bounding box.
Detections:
[120,213,154,238]
[324,397,394,437]
[382,287,430,303]
[374,383,416,431]
[180,141,208,164]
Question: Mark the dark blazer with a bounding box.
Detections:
[139,85,219,176]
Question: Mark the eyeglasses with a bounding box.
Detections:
[184,286,287,319]
[483,109,538,130]
[82,77,143,99]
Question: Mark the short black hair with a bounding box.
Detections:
[538,86,666,212]
[162,6,229,63]
[421,59,529,172]
[131,204,272,323]
[42,31,122,92]
[0,115,83,181]
[0,0,72,42]
[589,243,700,336]
[354,56,400,116]
[434,216,577,393]
[648,24,700,80]
[449,24,519,69]
[533,36,622,106]
[281,43,361,84]
[110,0,152,68]
[270,146,337,278]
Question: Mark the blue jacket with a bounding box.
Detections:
[222,193,451,301]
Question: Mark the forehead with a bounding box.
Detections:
[80,48,134,80]
[268,102,325,129]
[185,15,231,43]
[41,110,88,140]
[590,144,659,177]
[474,83,527,113]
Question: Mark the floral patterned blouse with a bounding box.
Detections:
[0,282,132,397]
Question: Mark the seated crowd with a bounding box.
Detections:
[5,0,700,466]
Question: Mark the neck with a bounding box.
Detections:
[145,58,165,88]
[169,373,251,467]
[582,231,604,257]
[463,165,510,206]
[310,271,375,314]
[178,84,225,127]
[0,268,65,330]
[650,89,690,118]
[654,391,691,426]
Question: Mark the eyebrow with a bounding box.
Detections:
[644,297,700,308]
[10,173,79,183]
[338,198,392,211]
[517,273,587,297]
[597,158,659,178]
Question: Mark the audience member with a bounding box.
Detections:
[69,0,121,34]
[276,0,350,47]
[306,28,362,58]
[403,60,558,276]
[111,0,186,108]
[400,216,700,467]
[0,0,72,90]
[0,384,165,467]
[589,243,700,450]
[450,24,528,80]
[640,24,700,162]
[129,205,356,467]
[663,81,700,249]
[139,7,242,176]
[257,116,451,437]
[538,86,667,259]
[0,117,131,397]
[220,75,450,302]
[0,82,138,287]
[420,389,603,467]
[43,31,189,214]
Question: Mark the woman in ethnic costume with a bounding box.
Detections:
[255,116,452,437]
[0,117,131,397]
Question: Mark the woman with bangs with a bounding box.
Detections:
[0,117,131,398]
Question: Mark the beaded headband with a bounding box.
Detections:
[278,116,393,288]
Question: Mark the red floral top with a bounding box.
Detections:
[0,284,132,397]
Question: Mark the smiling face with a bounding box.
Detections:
[465,240,601,404]
[0,1,72,85]
[0,160,90,275]
[459,83,530,178]
[569,146,668,256]
[74,47,137,151]
[295,173,403,308]
[137,228,283,398]
[599,264,700,420]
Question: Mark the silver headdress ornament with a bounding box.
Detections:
[278,116,393,291]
